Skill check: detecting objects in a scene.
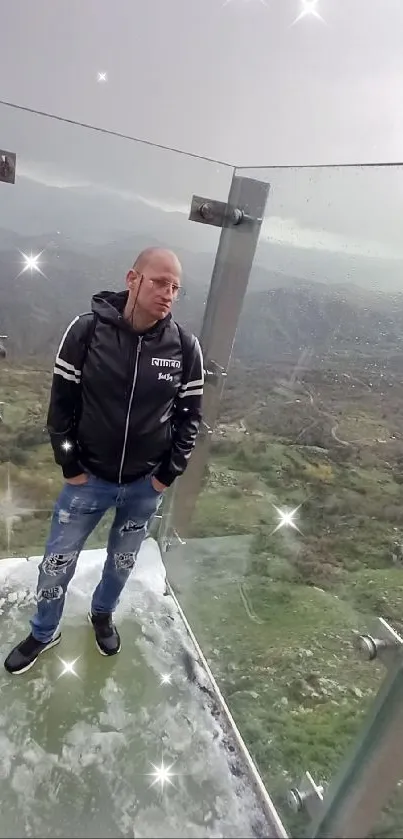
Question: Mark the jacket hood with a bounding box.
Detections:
[91,289,172,336]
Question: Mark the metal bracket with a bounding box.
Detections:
[205,359,228,386]
[189,195,258,228]
[288,771,325,820]
[200,420,213,438]
[164,529,187,553]
[0,150,16,185]
[0,335,7,359]
[355,617,403,670]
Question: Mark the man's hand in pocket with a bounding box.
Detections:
[151,476,167,493]
[66,473,89,486]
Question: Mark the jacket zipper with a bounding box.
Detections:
[118,336,143,484]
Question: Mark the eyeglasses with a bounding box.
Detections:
[148,277,184,300]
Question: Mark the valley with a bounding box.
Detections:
[1,229,403,836]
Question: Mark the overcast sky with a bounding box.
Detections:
[1,0,403,274]
[1,0,402,166]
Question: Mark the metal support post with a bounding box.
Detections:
[307,619,403,838]
[160,175,269,545]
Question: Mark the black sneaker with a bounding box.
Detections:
[4,632,61,675]
[88,612,121,656]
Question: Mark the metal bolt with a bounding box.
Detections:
[287,772,325,818]
[199,203,244,226]
[356,619,403,666]
[288,788,305,813]
[356,634,379,661]
[199,202,215,222]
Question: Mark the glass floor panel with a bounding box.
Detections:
[0,540,274,839]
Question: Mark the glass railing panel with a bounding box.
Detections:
[0,102,232,559]
[0,107,278,838]
[374,784,403,839]
[164,163,403,834]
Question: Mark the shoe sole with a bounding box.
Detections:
[87,613,121,656]
[6,633,62,676]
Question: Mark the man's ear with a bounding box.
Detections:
[126,269,136,288]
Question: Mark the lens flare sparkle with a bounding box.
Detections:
[17,251,46,279]
[272,505,302,535]
[147,758,176,790]
[57,656,81,679]
[293,0,324,24]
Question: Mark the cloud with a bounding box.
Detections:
[16,169,403,261]
[261,215,403,260]
[18,169,188,214]
[102,189,188,215]
[17,164,89,190]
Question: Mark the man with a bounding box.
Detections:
[4,247,204,675]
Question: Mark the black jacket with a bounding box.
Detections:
[47,290,204,486]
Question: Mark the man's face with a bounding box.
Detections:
[128,263,181,320]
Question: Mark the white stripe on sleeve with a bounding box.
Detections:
[54,356,82,378]
[53,366,81,383]
[179,337,205,395]
[178,387,204,398]
[53,315,82,384]
[179,377,204,393]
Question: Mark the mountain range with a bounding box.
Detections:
[2,175,403,293]
[235,284,403,364]
[1,227,403,365]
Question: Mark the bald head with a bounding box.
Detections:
[133,247,182,278]
[125,246,182,328]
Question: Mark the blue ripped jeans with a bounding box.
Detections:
[30,473,163,643]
